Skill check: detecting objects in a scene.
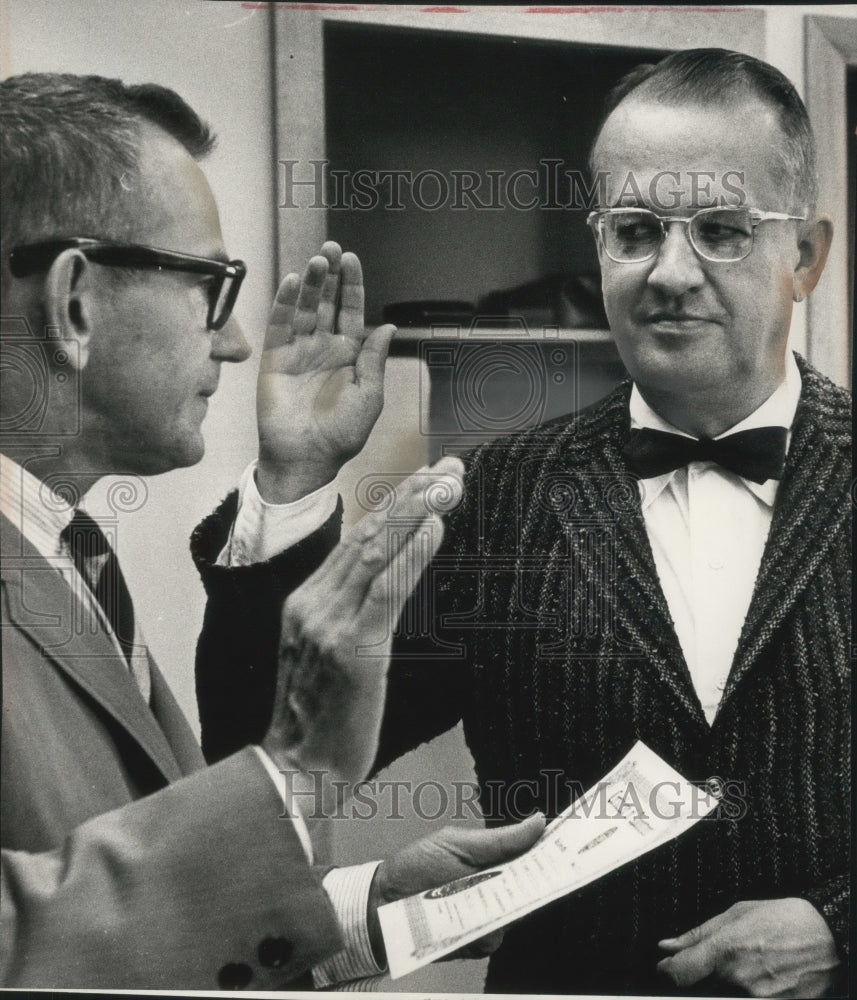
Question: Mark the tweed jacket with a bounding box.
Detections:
[196,355,850,995]
[0,511,343,989]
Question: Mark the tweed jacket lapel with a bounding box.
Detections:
[1,512,185,783]
[719,358,851,709]
[557,385,708,730]
[560,356,849,727]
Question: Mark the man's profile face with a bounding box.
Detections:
[80,123,249,476]
[591,96,804,414]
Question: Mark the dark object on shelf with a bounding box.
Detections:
[383,300,475,328]
[476,273,608,329]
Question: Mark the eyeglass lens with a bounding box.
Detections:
[210,273,240,329]
[602,209,754,262]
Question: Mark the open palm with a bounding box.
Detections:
[256,242,395,502]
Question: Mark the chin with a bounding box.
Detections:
[172,436,206,470]
[621,340,716,392]
[140,435,206,476]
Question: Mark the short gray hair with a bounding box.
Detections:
[0,73,216,263]
[589,48,818,216]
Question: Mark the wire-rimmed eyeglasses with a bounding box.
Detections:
[8,237,247,331]
[586,206,806,264]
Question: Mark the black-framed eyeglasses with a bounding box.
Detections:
[8,237,247,330]
[586,206,806,264]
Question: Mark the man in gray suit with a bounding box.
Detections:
[0,72,543,989]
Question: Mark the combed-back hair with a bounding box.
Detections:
[589,48,817,215]
[0,73,216,263]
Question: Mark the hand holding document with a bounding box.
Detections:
[379,741,720,978]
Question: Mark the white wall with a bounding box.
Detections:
[757,3,854,362]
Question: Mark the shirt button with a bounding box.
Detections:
[708,556,725,570]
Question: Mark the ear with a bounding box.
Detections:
[793,215,833,303]
[43,249,98,369]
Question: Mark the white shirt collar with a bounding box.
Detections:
[0,452,78,562]
[630,352,802,509]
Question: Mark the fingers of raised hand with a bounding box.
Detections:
[292,254,333,336]
[264,272,302,349]
[361,513,443,631]
[316,241,343,335]
[336,251,366,339]
[314,456,464,590]
[350,456,464,597]
[392,456,465,519]
[281,459,465,660]
[355,323,397,391]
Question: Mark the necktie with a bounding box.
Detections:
[623,426,788,484]
[61,509,136,664]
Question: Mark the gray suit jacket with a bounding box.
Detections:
[0,513,343,989]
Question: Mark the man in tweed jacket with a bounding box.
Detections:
[196,49,850,996]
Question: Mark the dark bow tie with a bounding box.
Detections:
[623,426,788,484]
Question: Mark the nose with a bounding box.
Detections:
[211,314,252,363]
[646,221,706,297]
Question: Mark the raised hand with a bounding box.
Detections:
[261,457,465,812]
[256,241,396,503]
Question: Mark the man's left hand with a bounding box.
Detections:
[657,898,839,997]
[256,241,395,503]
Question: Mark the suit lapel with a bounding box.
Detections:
[558,390,708,730]
[148,659,206,775]
[1,514,185,783]
[720,371,850,707]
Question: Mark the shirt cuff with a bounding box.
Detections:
[313,862,385,987]
[216,460,340,566]
[251,745,314,864]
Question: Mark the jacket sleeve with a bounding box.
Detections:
[802,873,850,963]
[192,470,476,777]
[0,747,343,990]
[192,491,343,763]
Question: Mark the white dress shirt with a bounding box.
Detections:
[630,352,801,723]
[0,454,382,985]
[218,460,340,566]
